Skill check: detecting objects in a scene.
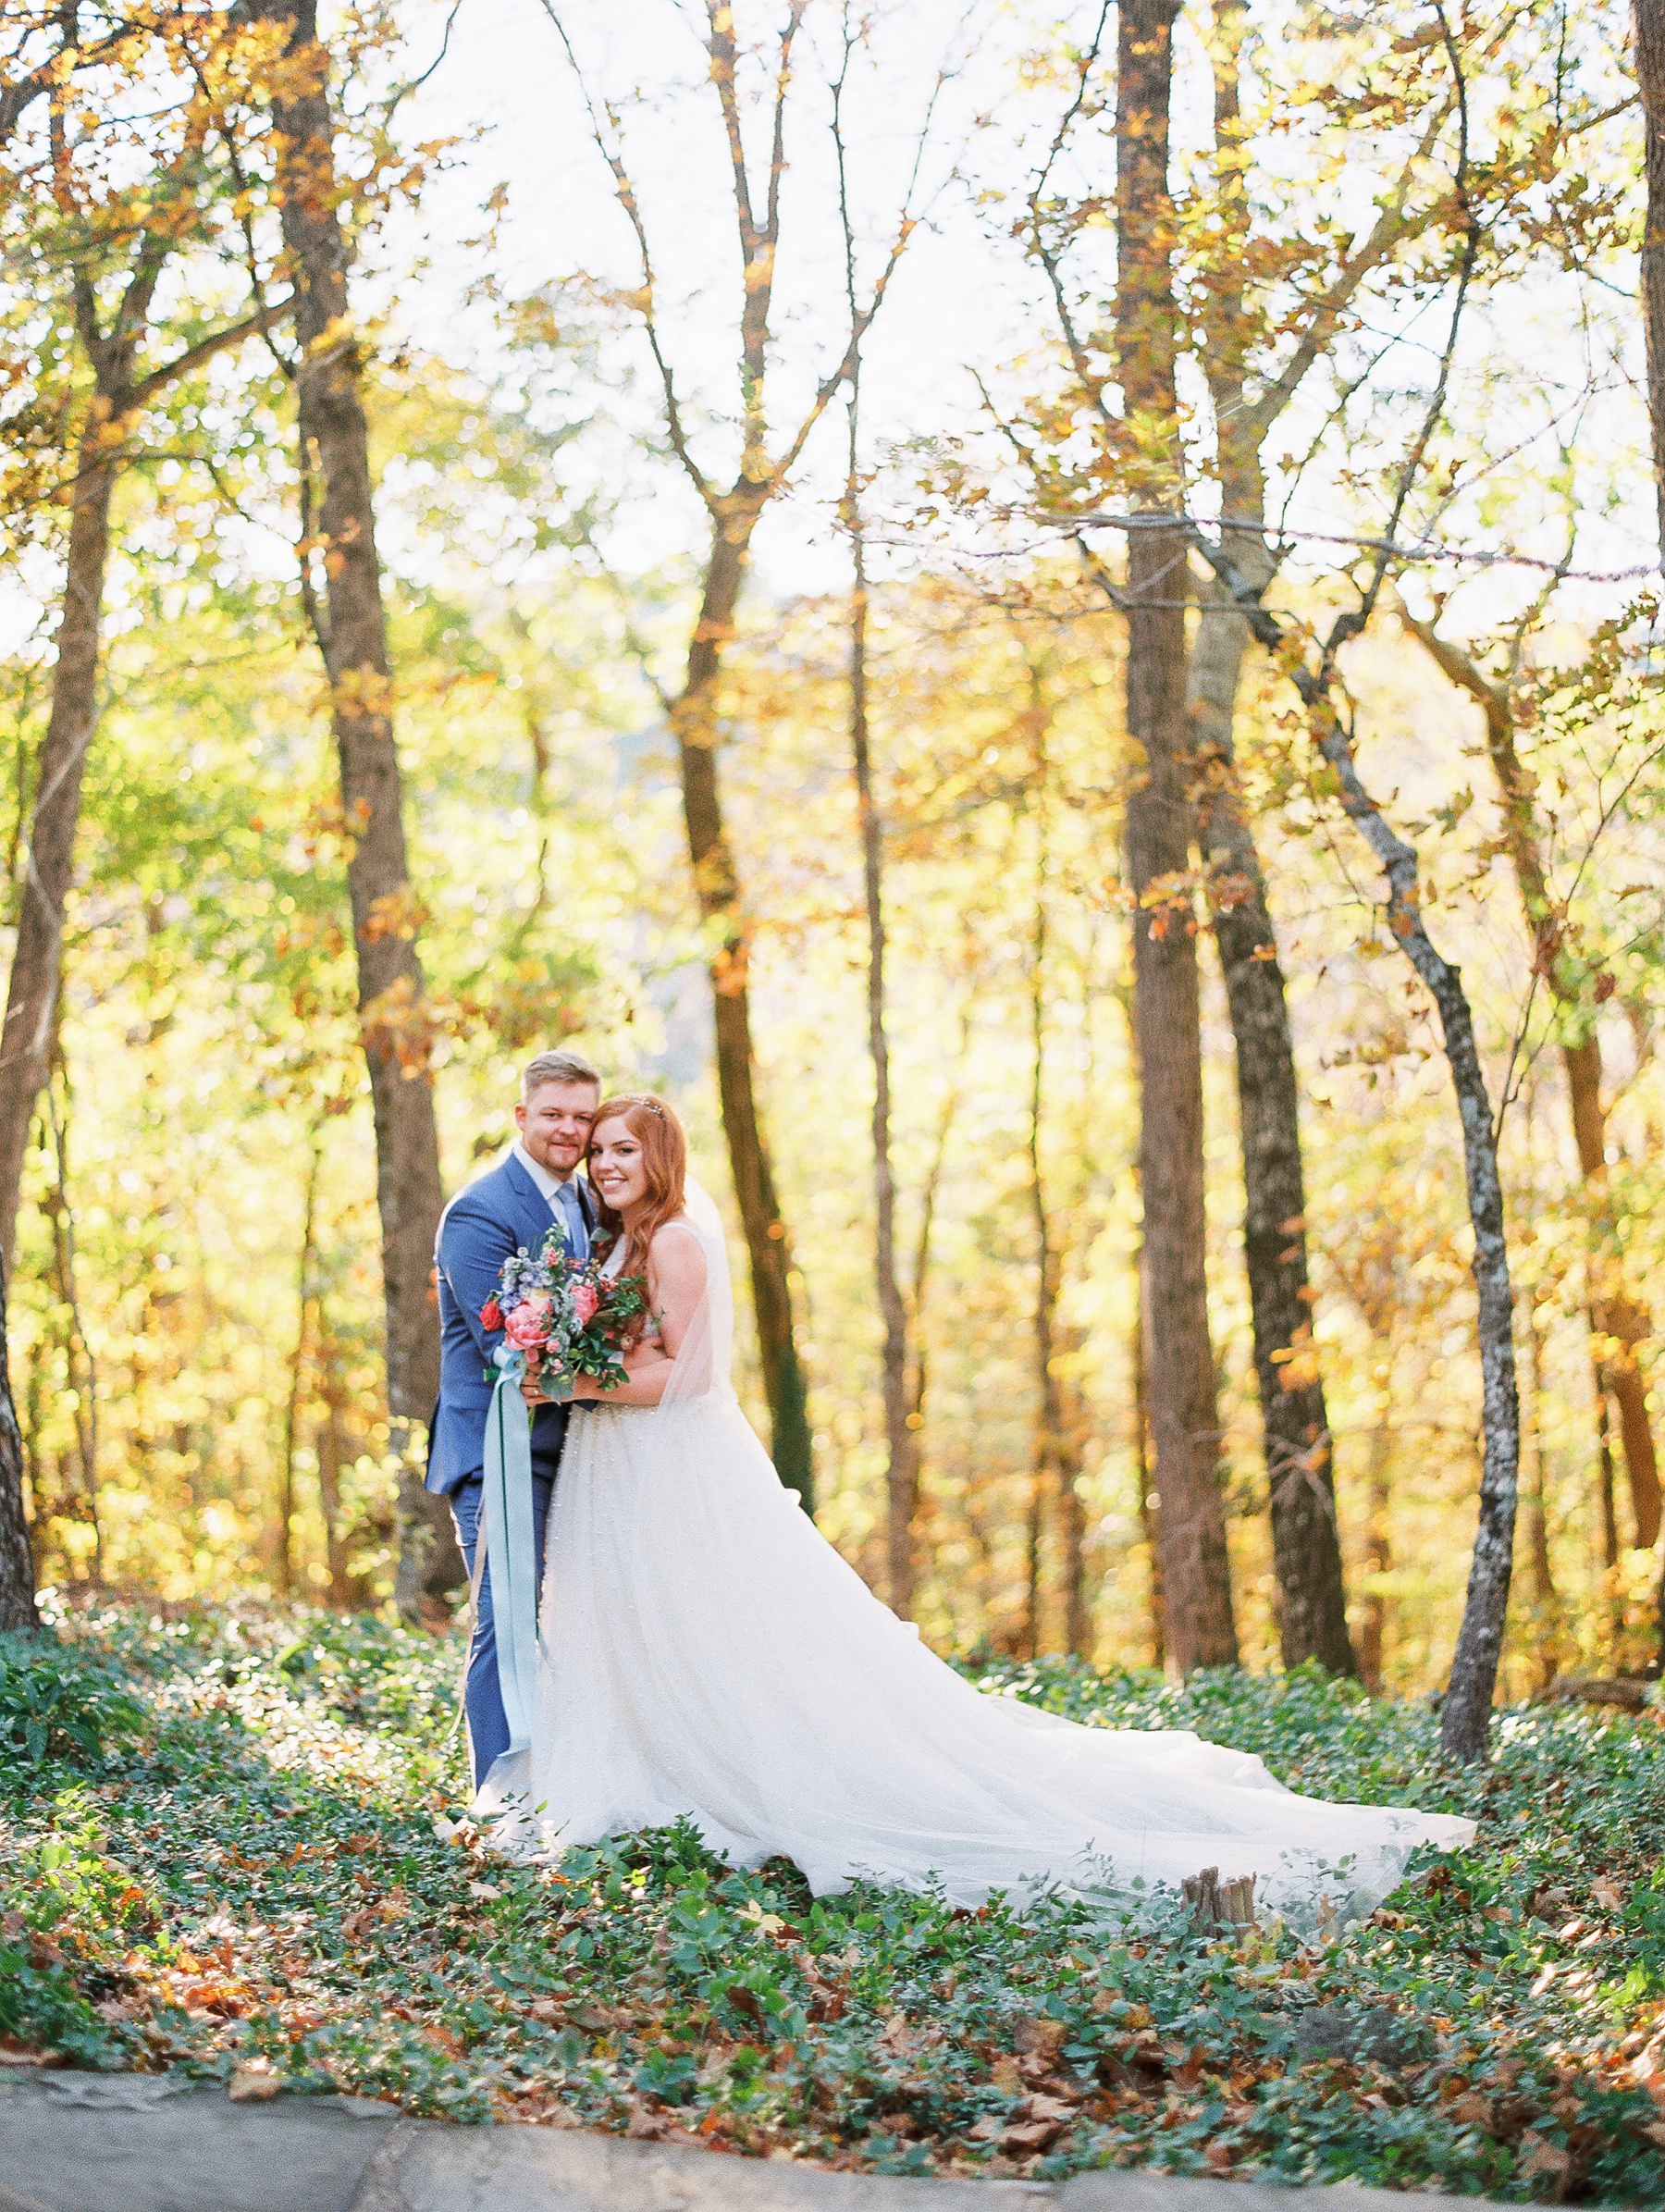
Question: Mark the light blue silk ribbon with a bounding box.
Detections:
[480,1341,540,1756]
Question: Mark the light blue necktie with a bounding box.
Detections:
[554,1180,588,1259]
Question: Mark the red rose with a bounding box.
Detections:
[480,1298,504,1330]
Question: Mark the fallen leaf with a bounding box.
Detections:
[228,2065,281,2104]
[1520,2131,1572,2181]
[1001,2113,1068,2153]
[1447,2091,1494,2131]
[1014,2016,1067,2060]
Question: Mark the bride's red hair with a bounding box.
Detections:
[588,1092,688,1271]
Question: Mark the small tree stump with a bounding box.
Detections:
[1182,1865,1257,1927]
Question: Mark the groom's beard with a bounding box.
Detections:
[529,1141,585,1179]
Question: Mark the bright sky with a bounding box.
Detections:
[388,0,1042,596]
[384,0,1656,630]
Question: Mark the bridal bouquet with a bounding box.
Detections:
[480,1233,648,1401]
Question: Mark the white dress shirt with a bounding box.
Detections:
[511,1137,573,1212]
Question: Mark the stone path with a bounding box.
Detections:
[0,2070,1470,2212]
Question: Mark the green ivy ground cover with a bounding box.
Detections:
[5,1601,1665,2200]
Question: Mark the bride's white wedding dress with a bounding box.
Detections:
[477,1193,1474,1919]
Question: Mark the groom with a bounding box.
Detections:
[429,1046,600,1788]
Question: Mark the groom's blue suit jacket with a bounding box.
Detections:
[427,1153,597,1497]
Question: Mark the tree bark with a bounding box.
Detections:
[1596,1360,1621,1576]
[0,278,133,1623]
[671,517,814,1509]
[1131,1284,1164,1670]
[845,419,913,1600]
[255,0,460,1610]
[1635,0,1665,555]
[0,1248,35,1630]
[44,1056,101,1582]
[1398,610,1661,1548]
[1117,0,1238,1674]
[278,1136,323,1598]
[316,1375,352,1609]
[1521,1291,1560,1687]
[1357,1390,1393,1694]
[1190,586,1353,1674]
[0,434,114,1272]
[1196,537,1519,1759]
[1190,0,1354,1677]
[1022,683,1092,1660]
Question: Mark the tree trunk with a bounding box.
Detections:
[278,1137,323,1599]
[1192,0,1354,1677]
[44,1056,101,1582]
[1596,1359,1624,1662]
[1398,613,1661,1547]
[1636,0,1665,1685]
[1117,0,1238,1674]
[0,1246,35,1630]
[1059,1395,1091,1656]
[0,431,115,1270]
[1570,1030,1660,1545]
[1357,1386,1393,1695]
[256,0,460,1611]
[316,1384,352,1609]
[845,402,914,1601]
[1131,1289,1164,1671]
[1022,686,1092,1659]
[670,519,814,1508]
[1193,586,1519,1762]
[1026,694,1057,1662]
[1522,1292,1560,1687]
[1635,0,1665,555]
[1190,587,1353,1674]
[1596,1360,1620,1575]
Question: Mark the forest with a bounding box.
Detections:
[5,0,1665,2193]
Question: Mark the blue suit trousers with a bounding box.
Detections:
[450,1470,555,1789]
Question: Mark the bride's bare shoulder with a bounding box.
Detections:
[648,1217,708,1290]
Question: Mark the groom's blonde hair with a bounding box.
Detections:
[521,1046,600,1099]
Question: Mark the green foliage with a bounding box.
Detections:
[7,1605,1665,2198]
[0,1631,150,1769]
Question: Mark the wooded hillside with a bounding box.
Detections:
[2,0,1661,1740]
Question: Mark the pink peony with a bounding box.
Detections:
[503,1295,554,1350]
[571,1282,599,1327]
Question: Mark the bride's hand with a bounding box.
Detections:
[570,1373,605,1402]
[520,1378,552,1407]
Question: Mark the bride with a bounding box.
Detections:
[477,1090,1474,1921]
